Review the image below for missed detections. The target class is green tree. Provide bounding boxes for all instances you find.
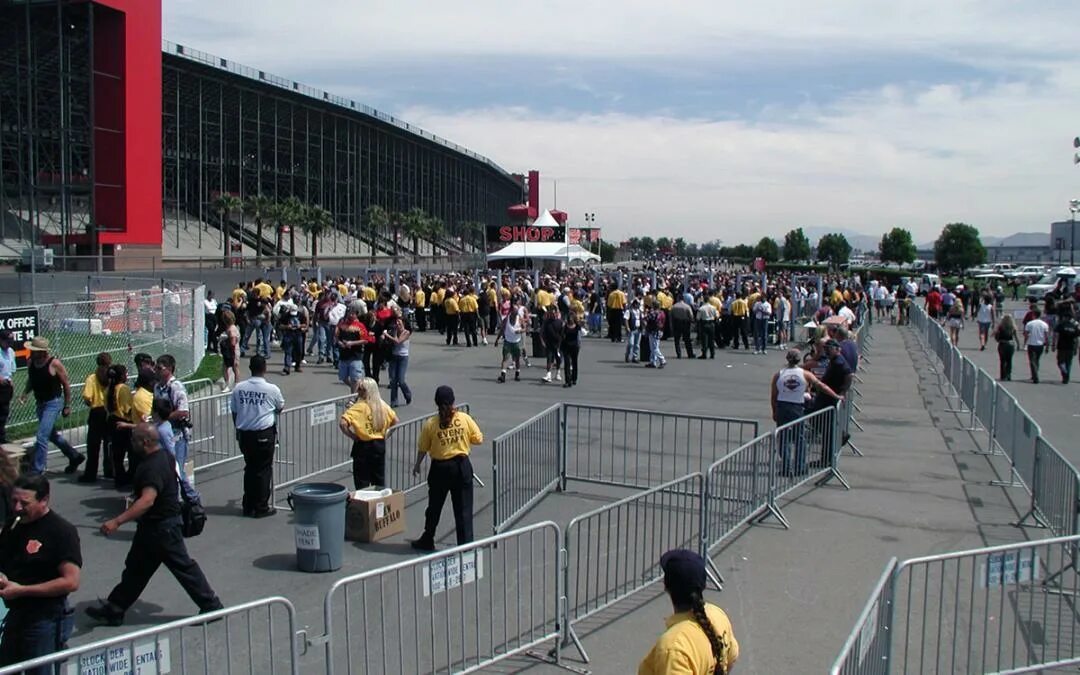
[426,216,447,254]
[684,242,699,257]
[599,240,616,263]
[933,222,985,273]
[816,233,852,269]
[878,227,917,264]
[401,207,429,256]
[782,227,812,261]
[242,194,274,267]
[638,236,656,254]
[700,240,719,257]
[656,236,672,253]
[274,196,305,263]
[301,204,333,265]
[674,237,687,257]
[211,193,243,268]
[460,221,484,251]
[363,204,390,263]
[754,237,780,262]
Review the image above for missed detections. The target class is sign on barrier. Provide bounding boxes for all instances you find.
[65,638,170,675]
[309,403,336,426]
[423,550,483,596]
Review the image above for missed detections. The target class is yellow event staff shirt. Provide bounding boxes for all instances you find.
[658,291,674,310]
[707,296,723,314]
[459,294,478,314]
[730,298,749,318]
[535,289,554,309]
[131,387,154,423]
[337,283,349,298]
[231,287,247,306]
[607,289,627,310]
[275,284,287,301]
[443,297,460,315]
[363,286,377,303]
[430,289,444,306]
[486,288,498,306]
[82,374,108,409]
[637,604,739,675]
[414,289,426,308]
[418,412,483,461]
[109,383,133,421]
[340,400,398,441]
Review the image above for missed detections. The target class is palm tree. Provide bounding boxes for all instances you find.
[388,210,405,262]
[278,196,305,263]
[402,207,429,258]
[363,204,390,264]
[211,193,243,267]
[303,205,334,266]
[425,215,445,258]
[461,221,485,252]
[242,194,274,267]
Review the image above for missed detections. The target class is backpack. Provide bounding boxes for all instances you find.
[948,303,963,318]
[1060,320,1079,338]
[628,311,639,331]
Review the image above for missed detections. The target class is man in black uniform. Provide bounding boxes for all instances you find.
[809,339,851,466]
[0,474,81,673]
[86,423,222,626]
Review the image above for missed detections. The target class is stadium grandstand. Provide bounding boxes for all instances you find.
[0,0,524,268]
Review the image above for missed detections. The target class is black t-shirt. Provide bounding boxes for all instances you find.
[0,510,81,616]
[541,317,564,345]
[1056,318,1080,352]
[822,354,853,395]
[133,450,181,523]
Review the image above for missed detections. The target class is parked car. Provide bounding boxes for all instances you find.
[918,273,941,296]
[1026,267,1077,298]
[1005,265,1046,283]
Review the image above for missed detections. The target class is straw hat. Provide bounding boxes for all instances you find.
[25,336,49,352]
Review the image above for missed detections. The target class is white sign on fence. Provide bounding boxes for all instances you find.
[309,404,336,427]
[295,524,320,550]
[422,550,484,597]
[980,550,1040,588]
[217,397,232,416]
[65,637,171,675]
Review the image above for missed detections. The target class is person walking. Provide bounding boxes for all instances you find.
[751,294,772,354]
[562,314,582,387]
[1023,309,1050,384]
[87,423,223,626]
[607,284,627,342]
[0,331,14,445]
[669,296,696,359]
[443,290,460,346]
[231,356,285,517]
[771,349,841,476]
[18,338,83,476]
[339,378,397,490]
[695,299,718,359]
[637,549,739,675]
[541,305,565,383]
[1054,303,1079,384]
[495,300,525,383]
[409,386,482,550]
[730,293,750,350]
[0,474,81,673]
[153,355,192,481]
[335,306,369,393]
[946,298,964,346]
[219,310,240,392]
[994,314,1018,381]
[79,353,113,483]
[385,311,413,407]
[976,296,996,351]
[104,364,133,491]
[459,287,479,348]
[645,301,667,369]
[624,299,643,363]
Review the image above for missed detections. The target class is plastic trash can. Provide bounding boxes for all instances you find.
[287,482,348,572]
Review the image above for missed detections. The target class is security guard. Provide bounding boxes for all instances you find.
[231,356,285,517]
[409,386,482,550]
[339,378,397,489]
[638,549,739,675]
[0,474,81,672]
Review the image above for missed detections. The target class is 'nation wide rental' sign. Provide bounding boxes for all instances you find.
[487,225,566,244]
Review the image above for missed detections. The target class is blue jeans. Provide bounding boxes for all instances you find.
[281,332,300,370]
[753,317,769,352]
[649,332,666,366]
[0,607,74,675]
[243,317,270,357]
[775,402,807,475]
[170,435,200,502]
[387,354,412,406]
[625,329,640,361]
[32,398,80,474]
[313,323,333,360]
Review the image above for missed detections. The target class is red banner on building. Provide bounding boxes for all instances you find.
[568,228,601,244]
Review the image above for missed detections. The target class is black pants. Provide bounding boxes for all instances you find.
[0,381,12,445]
[461,312,478,346]
[422,455,474,545]
[239,427,276,514]
[84,407,111,479]
[351,438,386,490]
[607,308,623,341]
[107,518,221,613]
[205,313,219,353]
[432,304,444,333]
[110,424,132,487]
[1058,347,1075,383]
[998,341,1015,380]
[672,319,694,358]
[371,347,387,384]
[488,308,499,335]
[0,605,73,675]
[735,317,750,349]
[416,306,427,331]
[444,314,460,345]
[562,343,580,384]
[1028,345,1045,382]
[697,321,716,358]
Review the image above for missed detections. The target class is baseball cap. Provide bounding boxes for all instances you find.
[824,338,841,349]
[660,549,707,596]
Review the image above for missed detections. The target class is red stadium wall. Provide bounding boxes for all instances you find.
[93,0,162,251]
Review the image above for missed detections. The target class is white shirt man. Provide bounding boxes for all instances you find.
[1024,312,1050,384]
[230,357,285,516]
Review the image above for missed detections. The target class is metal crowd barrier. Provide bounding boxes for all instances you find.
[319,521,562,674]
[832,534,1080,675]
[703,431,775,550]
[492,404,562,534]
[0,597,301,675]
[561,473,715,662]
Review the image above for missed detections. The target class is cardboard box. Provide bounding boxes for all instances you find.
[346,490,405,543]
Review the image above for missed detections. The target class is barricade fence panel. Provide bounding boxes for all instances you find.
[771,405,841,502]
[0,597,300,675]
[492,404,562,534]
[562,404,759,489]
[563,474,705,630]
[829,558,898,675]
[947,347,965,402]
[704,432,774,552]
[272,394,358,494]
[321,521,562,675]
[188,391,238,472]
[1023,438,1080,537]
[961,358,978,414]
[975,367,998,453]
[1010,408,1041,492]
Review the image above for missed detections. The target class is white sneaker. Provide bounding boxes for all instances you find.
[301,359,308,365]
[482,337,489,345]
[221,386,231,393]
[555,372,563,381]
[542,372,552,383]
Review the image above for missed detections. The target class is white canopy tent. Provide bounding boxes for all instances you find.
[486,241,600,263]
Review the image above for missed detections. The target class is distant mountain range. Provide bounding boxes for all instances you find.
[798,227,884,254]
[915,232,1048,250]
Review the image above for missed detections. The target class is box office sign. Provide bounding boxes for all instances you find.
[0,308,38,366]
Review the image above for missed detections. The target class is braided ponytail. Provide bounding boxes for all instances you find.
[688,590,727,675]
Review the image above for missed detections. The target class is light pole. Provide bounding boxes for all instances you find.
[584,212,596,257]
[1070,199,1080,267]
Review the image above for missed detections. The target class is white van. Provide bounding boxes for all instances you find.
[918,273,941,296]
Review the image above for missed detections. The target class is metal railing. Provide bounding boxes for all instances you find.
[832,535,1080,674]
[0,597,301,675]
[320,521,562,674]
[491,404,562,534]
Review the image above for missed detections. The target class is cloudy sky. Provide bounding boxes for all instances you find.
[165,1,1080,244]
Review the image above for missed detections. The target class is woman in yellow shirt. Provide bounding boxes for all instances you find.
[104,364,133,489]
[409,385,482,550]
[442,290,460,346]
[339,378,397,489]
